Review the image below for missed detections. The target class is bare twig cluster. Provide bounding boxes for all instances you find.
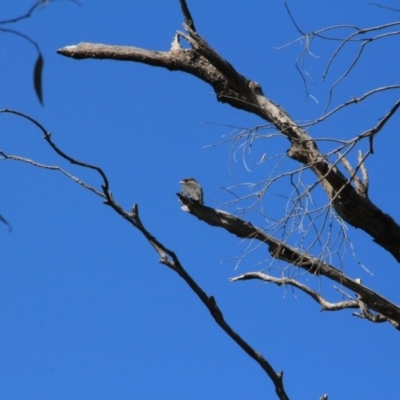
[57,8,400,264]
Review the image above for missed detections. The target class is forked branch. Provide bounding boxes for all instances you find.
[230,272,399,329]
[57,3,400,263]
[0,108,289,400]
[178,194,400,330]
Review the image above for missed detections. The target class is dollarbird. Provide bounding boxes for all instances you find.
[179,178,204,204]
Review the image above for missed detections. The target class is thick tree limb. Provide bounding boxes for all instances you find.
[57,26,400,263]
[178,194,400,329]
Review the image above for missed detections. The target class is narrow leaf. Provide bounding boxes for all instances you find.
[33,52,44,106]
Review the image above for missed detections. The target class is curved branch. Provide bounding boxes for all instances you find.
[230,272,360,312]
[0,109,110,191]
[230,272,399,329]
[0,1,45,25]
[0,0,81,25]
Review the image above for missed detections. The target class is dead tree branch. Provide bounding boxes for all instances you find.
[230,272,359,312]
[177,194,400,330]
[57,19,400,264]
[229,272,399,329]
[0,108,289,400]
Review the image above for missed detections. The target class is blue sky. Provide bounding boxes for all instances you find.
[1,1,400,399]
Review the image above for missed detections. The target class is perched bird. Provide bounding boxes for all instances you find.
[179,178,204,204]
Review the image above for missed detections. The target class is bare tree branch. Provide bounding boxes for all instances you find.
[230,272,360,312]
[1,109,290,400]
[0,0,48,25]
[0,108,110,191]
[4,2,400,396]
[177,194,400,329]
[178,0,196,32]
[230,272,399,329]
[57,27,400,263]
[371,3,400,13]
[0,150,105,198]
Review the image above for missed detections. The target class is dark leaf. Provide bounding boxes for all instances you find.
[33,52,44,106]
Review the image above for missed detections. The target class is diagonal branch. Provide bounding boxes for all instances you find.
[178,0,196,32]
[57,22,400,263]
[126,204,289,400]
[1,109,290,400]
[177,194,400,329]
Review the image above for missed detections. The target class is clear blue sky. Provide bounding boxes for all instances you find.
[1,1,400,399]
